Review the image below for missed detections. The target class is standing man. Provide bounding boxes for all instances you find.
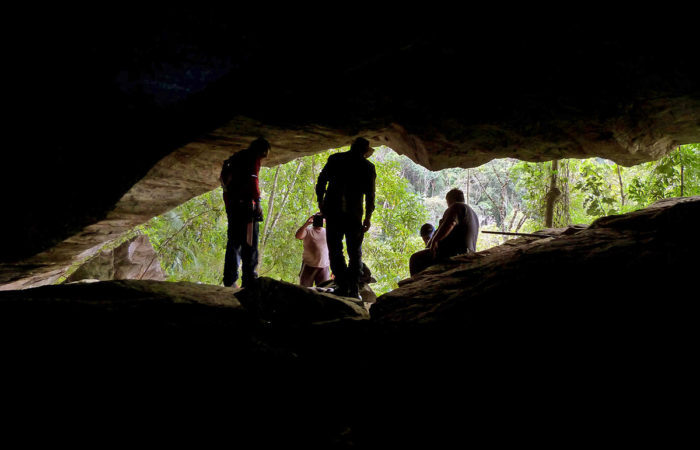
[409,188,479,276]
[219,137,270,288]
[295,213,331,287]
[315,137,376,299]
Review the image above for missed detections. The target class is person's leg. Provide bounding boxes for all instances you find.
[299,264,317,287]
[241,220,259,287]
[314,266,331,286]
[344,219,365,299]
[325,216,348,292]
[223,209,244,287]
[409,248,435,276]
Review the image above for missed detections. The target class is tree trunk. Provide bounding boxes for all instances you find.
[544,159,561,228]
[506,206,519,232]
[679,147,684,197]
[310,156,318,215]
[466,169,471,205]
[261,166,281,252]
[515,213,528,232]
[263,160,303,249]
[616,164,625,207]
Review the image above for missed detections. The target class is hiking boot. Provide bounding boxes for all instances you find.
[346,285,361,300]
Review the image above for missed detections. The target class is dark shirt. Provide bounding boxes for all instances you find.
[436,202,479,259]
[316,150,376,220]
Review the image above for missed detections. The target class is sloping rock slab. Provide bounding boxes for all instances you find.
[0,278,367,353]
[0,280,267,365]
[0,277,374,446]
[0,277,369,383]
[65,234,165,283]
[237,277,368,325]
[373,196,699,324]
[359,197,698,446]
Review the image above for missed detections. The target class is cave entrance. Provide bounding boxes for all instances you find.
[60,143,700,297]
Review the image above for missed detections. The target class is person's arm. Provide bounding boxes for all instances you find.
[295,217,314,240]
[363,166,376,232]
[429,206,458,252]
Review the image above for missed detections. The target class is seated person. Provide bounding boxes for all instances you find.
[409,189,479,276]
[420,223,435,245]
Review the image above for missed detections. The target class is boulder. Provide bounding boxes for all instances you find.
[64,234,165,283]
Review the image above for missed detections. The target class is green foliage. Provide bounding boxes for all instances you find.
[255,147,428,295]
[363,152,429,293]
[256,150,336,283]
[138,189,226,284]
[511,161,549,227]
[138,147,429,296]
[512,144,700,228]
[627,144,700,206]
[574,160,619,216]
[132,143,699,295]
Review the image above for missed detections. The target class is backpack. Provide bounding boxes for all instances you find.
[220,151,246,193]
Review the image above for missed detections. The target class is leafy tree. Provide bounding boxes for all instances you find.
[138,189,226,284]
[135,147,428,296]
[574,159,619,216]
[627,144,700,206]
[96,143,698,294]
[363,149,429,293]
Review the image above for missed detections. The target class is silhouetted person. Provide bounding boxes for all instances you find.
[420,223,435,245]
[409,223,436,275]
[316,137,376,299]
[295,213,331,287]
[220,138,270,288]
[409,188,479,276]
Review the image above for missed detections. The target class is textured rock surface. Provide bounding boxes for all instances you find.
[64,234,165,283]
[373,196,699,323]
[0,276,372,446]
[3,9,700,289]
[1,198,695,446]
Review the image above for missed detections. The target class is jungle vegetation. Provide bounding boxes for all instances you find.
[84,143,699,296]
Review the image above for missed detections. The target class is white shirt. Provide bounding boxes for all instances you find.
[302,226,330,268]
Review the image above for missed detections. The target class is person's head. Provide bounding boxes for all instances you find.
[420,223,435,244]
[249,137,271,159]
[350,137,373,158]
[445,188,466,207]
[312,213,324,228]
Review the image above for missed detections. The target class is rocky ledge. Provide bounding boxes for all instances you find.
[1,197,696,447]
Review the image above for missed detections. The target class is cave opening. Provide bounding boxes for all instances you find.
[57,143,700,299]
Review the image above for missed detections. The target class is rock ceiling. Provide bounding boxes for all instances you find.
[2,8,699,288]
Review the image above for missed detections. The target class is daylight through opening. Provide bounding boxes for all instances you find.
[60,143,700,297]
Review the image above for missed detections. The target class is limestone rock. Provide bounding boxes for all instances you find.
[112,235,165,280]
[64,234,164,283]
[3,11,700,288]
[1,195,696,446]
[236,277,369,325]
[373,196,699,324]
[64,249,114,282]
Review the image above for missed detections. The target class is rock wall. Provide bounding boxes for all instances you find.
[1,197,695,446]
[64,234,165,283]
[3,9,700,290]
